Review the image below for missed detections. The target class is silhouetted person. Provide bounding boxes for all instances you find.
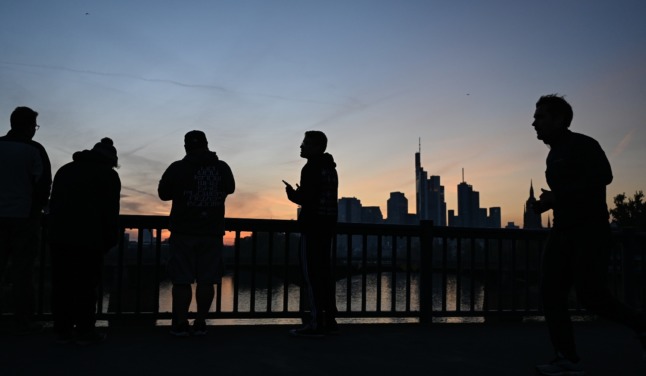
[158,130,235,336]
[532,94,646,375]
[284,130,339,337]
[0,106,51,334]
[47,138,120,345]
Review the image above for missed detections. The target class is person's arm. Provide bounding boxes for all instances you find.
[32,143,52,215]
[221,161,235,195]
[288,164,319,207]
[158,163,178,201]
[552,137,612,206]
[102,171,121,251]
[533,188,554,214]
[285,165,311,206]
[284,180,300,204]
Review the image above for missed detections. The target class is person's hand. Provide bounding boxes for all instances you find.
[282,180,294,193]
[538,188,555,204]
[283,180,299,201]
[533,188,554,214]
[532,200,546,214]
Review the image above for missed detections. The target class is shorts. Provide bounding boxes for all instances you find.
[167,233,224,284]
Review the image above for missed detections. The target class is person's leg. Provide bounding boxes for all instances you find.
[318,230,338,327]
[0,222,13,310]
[289,233,324,337]
[541,229,579,362]
[195,283,214,322]
[573,225,646,333]
[50,243,75,338]
[74,247,102,335]
[304,232,324,329]
[194,235,223,325]
[297,233,315,325]
[171,284,192,325]
[167,234,195,332]
[10,217,39,327]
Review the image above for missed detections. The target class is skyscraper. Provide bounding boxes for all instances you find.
[338,197,384,224]
[338,197,362,223]
[456,179,480,227]
[449,170,501,228]
[361,206,384,224]
[415,141,446,226]
[387,192,408,225]
[523,180,542,229]
[488,207,502,228]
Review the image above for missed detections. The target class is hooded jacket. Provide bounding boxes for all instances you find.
[47,149,121,250]
[0,130,51,219]
[158,150,235,236]
[288,152,338,231]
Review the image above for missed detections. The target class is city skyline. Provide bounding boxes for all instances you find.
[2,2,645,226]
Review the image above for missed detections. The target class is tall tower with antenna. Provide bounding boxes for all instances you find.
[415,139,446,225]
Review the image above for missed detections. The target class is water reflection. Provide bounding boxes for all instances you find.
[101,272,485,325]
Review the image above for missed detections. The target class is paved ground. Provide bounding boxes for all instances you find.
[1,321,644,376]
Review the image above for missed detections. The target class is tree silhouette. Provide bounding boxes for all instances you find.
[610,191,646,230]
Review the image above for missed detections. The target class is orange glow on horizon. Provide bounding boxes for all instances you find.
[123,228,245,247]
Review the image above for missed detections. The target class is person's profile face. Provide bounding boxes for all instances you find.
[21,117,38,139]
[300,136,320,159]
[532,106,563,142]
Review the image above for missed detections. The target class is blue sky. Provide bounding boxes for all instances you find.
[2,1,645,225]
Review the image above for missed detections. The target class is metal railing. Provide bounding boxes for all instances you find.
[2,216,645,323]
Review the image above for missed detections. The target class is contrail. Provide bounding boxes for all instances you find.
[0,60,234,92]
[611,129,636,158]
[122,185,157,197]
[0,60,344,106]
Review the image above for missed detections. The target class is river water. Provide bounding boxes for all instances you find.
[102,272,485,325]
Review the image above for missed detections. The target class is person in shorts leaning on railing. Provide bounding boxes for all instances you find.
[158,130,235,337]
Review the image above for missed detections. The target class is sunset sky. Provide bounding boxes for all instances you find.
[2,1,645,226]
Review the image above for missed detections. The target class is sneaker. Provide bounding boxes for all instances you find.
[76,331,107,346]
[289,324,325,338]
[536,356,585,376]
[193,320,207,336]
[169,322,190,337]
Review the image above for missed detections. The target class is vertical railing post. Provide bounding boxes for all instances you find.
[419,220,433,324]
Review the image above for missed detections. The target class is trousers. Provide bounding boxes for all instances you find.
[541,224,645,361]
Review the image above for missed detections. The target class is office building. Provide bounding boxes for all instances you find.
[415,142,447,226]
[387,192,408,225]
[338,197,362,223]
[449,171,501,228]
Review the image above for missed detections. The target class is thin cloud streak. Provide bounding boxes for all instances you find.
[0,61,348,107]
[611,129,636,158]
